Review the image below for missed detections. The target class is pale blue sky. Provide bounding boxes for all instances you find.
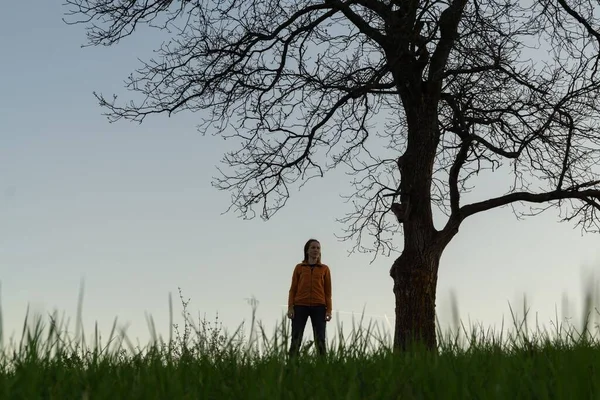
[1,2,599,347]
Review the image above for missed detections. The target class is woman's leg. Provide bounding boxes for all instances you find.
[310,306,327,356]
[289,305,310,357]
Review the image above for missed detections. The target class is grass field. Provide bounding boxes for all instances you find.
[1,290,600,399]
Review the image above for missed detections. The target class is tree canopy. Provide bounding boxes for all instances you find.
[65,0,600,349]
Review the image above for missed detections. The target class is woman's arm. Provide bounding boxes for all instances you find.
[324,266,332,316]
[287,265,300,309]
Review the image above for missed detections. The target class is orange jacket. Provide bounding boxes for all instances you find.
[288,262,332,314]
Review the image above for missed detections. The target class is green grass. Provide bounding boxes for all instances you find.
[1,289,600,399]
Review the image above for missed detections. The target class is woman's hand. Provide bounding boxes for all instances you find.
[287,307,295,319]
[326,312,332,322]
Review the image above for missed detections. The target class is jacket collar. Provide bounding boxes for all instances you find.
[301,261,322,267]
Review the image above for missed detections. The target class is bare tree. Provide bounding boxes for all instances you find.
[64,0,600,350]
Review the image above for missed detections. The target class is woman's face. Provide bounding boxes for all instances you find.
[308,241,321,261]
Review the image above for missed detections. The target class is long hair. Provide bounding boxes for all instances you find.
[303,238,321,263]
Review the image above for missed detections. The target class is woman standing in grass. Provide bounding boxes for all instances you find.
[287,238,332,357]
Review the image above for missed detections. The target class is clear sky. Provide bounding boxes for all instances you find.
[1,2,599,349]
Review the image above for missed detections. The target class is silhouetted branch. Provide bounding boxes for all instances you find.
[461,188,600,232]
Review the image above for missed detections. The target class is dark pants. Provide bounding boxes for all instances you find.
[289,305,327,357]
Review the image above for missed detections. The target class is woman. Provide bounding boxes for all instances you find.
[287,238,332,356]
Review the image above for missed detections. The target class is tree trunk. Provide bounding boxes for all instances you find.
[390,113,442,351]
[387,62,448,351]
[390,248,441,351]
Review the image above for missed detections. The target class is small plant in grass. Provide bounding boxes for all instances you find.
[169,287,240,362]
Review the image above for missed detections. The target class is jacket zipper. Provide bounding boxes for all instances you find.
[310,265,313,306]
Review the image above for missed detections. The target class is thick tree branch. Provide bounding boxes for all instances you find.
[428,0,468,84]
[557,112,574,190]
[448,140,470,214]
[470,134,520,159]
[443,62,500,77]
[555,0,600,44]
[355,0,391,19]
[325,0,387,45]
[461,189,600,219]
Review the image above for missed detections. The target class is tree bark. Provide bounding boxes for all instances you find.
[390,248,441,351]
[387,86,453,351]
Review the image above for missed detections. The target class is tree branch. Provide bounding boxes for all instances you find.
[470,134,520,159]
[354,0,391,19]
[444,62,499,77]
[557,111,574,190]
[448,140,470,214]
[555,0,600,44]
[428,0,469,84]
[325,0,387,45]
[461,189,600,219]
